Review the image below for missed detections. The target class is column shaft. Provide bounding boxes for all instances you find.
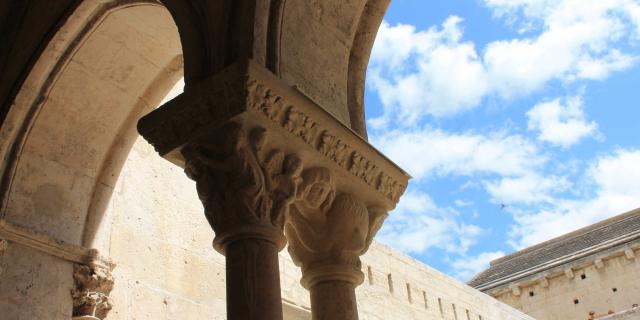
[310,280,358,320]
[226,238,283,320]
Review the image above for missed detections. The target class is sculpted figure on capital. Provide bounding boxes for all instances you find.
[285,167,388,286]
[182,122,303,247]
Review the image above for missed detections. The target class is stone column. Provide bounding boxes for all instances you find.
[136,60,408,320]
[181,122,301,320]
[285,168,390,320]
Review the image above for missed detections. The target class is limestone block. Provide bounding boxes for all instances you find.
[0,243,74,319]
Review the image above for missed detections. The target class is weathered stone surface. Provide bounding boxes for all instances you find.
[72,263,115,319]
[474,209,640,320]
[0,243,74,319]
[0,2,536,320]
[98,137,533,320]
[138,60,409,212]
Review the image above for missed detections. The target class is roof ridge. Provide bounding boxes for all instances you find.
[490,207,640,267]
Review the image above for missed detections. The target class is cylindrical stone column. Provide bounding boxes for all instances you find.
[226,239,283,319]
[285,173,386,320]
[181,123,303,320]
[216,226,286,320]
[303,265,364,320]
[310,281,357,320]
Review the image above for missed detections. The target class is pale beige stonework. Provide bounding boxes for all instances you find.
[95,136,533,320]
[489,245,640,320]
[0,1,534,319]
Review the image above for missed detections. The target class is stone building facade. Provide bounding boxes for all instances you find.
[0,1,532,319]
[470,209,640,320]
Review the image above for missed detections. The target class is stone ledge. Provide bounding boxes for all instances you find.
[0,219,112,268]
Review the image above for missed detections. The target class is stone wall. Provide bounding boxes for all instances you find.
[491,247,640,320]
[100,137,533,320]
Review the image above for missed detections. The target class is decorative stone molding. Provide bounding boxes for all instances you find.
[564,268,574,279]
[71,261,115,320]
[182,121,302,252]
[510,285,521,296]
[624,248,635,259]
[538,276,549,288]
[0,219,112,267]
[284,167,388,288]
[594,258,605,269]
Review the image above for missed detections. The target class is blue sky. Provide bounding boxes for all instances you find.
[366,0,640,280]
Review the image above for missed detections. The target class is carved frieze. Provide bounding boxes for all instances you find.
[182,122,302,250]
[71,263,114,320]
[245,79,407,204]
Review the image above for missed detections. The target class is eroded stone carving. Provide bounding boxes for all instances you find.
[246,79,407,204]
[285,167,388,288]
[182,122,303,250]
[71,263,114,320]
[319,132,350,167]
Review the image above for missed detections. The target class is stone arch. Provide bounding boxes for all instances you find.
[0,0,393,318]
[0,2,184,317]
[0,0,183,249]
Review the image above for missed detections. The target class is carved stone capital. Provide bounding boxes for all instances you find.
[71,262,114,320]
[182,122,302,253]
[284,167,388,288]
[137,59,409,254]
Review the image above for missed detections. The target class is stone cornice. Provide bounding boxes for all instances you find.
[0,219,113,269]
[138,59,409,211]
[481,233,640,295]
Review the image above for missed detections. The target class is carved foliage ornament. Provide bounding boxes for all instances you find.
[182,122,303,238]
[285,167,388,283]
[71,264,114,319]
[247,80,407,203]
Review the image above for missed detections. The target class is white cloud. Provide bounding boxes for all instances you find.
[485,173,570,205]
[368,0,640,126]
[450,251,505,281]
[509,149,640,248]
[371,128,544,180]
[368,17,488,127]
[526,96,599,147]
[377,191,482,255]
[483,0,638,97]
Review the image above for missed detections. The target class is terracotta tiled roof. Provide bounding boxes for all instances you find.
[469,208,640,289]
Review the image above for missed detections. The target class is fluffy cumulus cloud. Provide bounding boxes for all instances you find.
[368,0,640,127]
[377,191,482,255]
[367,0,640,278]
[485,173,570,205]
[450,251,505,281]
[483,0,639,96]
[509,149,640,248]
[371,128,544,180]
[526,96,599,147]
[369,17,488,127]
